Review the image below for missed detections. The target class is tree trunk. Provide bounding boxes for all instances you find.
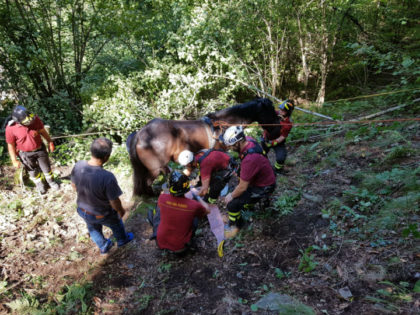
[297,14,310,99]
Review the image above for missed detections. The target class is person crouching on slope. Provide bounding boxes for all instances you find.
[177,149,237,204]
[148,170,210,254]
[221,126,276,239]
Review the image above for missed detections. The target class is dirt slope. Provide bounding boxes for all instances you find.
[0,125,419,315]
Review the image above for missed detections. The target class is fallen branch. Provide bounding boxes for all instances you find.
[355,98,420,121]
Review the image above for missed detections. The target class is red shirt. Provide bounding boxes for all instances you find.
[280,117,293,138]
[263,111,293,140]
[239,138,276,187]
[157,193,207,251]
[5,116,44,152]
[196,150,231,181]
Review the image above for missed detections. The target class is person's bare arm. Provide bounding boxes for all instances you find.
[110,198,126,219]
[270,135,286,145]
[7,143,21,168]
[198,177,210,197]
[71,182,77,191]
[39,128,52,142]
[39,128,55,152]
[231,179,249,199]
[191,192,211,215]
[225,179,249,203]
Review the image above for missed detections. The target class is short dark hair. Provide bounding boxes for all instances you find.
[91,137,113,160]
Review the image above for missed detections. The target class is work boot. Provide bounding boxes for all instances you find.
[31,175,47,195]
[35,181,47,195]
[48,181,60,191]
[224,223,239,239]
[273,166,288,175]
[44,172,60,190]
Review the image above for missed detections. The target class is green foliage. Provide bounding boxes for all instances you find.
[158,263,172,273]
[298,246,318,273]
[402,223,420,239]
[52,137,93,166]
[361,167,419,194]
[54,282,93,315]
[7,200,24,219]
[5,292,41,315]
[382,146,415,165]
[343,186,382,213]
[376,281,413,303]
[272,191,301,216]
[351,165,420,233]
[275,268,291,280]
[414,280,420,293]
[137,294,153,312]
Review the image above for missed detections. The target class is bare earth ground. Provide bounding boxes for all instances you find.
[0,130,419,314]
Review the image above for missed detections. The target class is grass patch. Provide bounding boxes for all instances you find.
[5,282,93,314]
[382,146,416,165]
[370,192,420,231]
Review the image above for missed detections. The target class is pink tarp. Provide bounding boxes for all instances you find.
[185,188,225,257]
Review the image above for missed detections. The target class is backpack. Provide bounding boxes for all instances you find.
[240,139,266,160]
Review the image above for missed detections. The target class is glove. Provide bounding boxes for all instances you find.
[12,160,21,168]
[48,141,55,152]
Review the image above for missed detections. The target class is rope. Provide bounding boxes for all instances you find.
[47,117,419,141]
[51,131,106,140]
[213,117,420,128]
[325,88,419,104]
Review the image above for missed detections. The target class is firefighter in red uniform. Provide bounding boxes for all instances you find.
[177,149,236,204]
[261,100,294,174]
[149,170,210,254]
[5,105,60,194]
[221,126,276,239]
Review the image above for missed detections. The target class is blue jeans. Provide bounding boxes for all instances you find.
[77,207,129,250]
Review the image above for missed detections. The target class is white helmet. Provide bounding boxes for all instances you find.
[178,150,194,166]
[222,126,245,146]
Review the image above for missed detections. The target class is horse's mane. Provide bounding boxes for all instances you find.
[206,98,276,124]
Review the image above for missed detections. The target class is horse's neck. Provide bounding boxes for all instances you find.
[214,112,253,124]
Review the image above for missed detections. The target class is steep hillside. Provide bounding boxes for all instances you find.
[0,106,419,314]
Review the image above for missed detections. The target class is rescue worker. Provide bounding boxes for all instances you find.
[261,99,294,174]
[177,149,236,204]
[5,105,60,194]
[148,170,210,254]
[221,126,276,239]
[71,137,134,254]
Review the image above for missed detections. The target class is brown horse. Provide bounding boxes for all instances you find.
[129,98,280,196]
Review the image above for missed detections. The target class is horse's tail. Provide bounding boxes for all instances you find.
[129,131,154,196]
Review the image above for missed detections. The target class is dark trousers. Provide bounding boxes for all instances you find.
[272,142,287,165]
[18,145,52,178]
[227,184,276,224]
[207,169,232,200]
